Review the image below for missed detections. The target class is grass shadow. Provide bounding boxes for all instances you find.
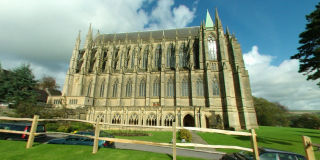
[166,153,173,159]
[296,130,320,135]
[256,137,292,145]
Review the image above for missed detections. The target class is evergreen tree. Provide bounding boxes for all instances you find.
[291,3,320,86]
[0,64,38,106]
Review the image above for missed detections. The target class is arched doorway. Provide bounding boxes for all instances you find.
[183,114,195,127]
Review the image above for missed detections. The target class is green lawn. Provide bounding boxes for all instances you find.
[197,126,320,159]
[0,140,203,160]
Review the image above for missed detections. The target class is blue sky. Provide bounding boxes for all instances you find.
[0,0,319,110]
[178,0,319,65]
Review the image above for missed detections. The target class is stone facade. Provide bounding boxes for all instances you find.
[47,10,258,130]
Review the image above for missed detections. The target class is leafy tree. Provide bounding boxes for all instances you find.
[37,76,58,90]
[290,113,320,129]
[253,97,290,126]
[291,3,320,86]
[0,64,39,106]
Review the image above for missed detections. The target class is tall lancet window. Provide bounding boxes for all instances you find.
[131,49,135,69]
[142,46,148,69]
[167,44,175,68]
[87,81,92,97]
[154,44,161,69]
[181,79,189,97]
[126,80,132,97]
[179,43,185,67]
[212,77,220,96]
[100,80,105,97]
[112,80,118,98]
[139,79,146,97]
[167,79,174,97]
[196,78,204,96]
[102,50,108,72]
[124,47,130,69]
[112,48,120,70]
[208,35,217,60]
[153,79,160,97]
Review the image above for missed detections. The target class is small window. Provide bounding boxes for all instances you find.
[167,79,174,97]
[139,80,146,97]
[196,79,203,96]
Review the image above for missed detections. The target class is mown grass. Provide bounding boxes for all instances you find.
[0,140,203,160]
[197,126,320,159]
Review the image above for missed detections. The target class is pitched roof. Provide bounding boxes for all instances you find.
[95,26,200,43]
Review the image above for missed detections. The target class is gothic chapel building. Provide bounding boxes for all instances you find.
[48,10,258,130]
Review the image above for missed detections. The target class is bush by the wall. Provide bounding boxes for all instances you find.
[178,129,192,142]
[45,122,93,133]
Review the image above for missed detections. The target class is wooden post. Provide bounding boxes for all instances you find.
[250,129,260,160]
[172,121,176,160]
[92,120,100,154]
[302,136,315,160]
[26,115,39,149]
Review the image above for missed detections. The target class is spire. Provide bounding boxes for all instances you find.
[226,26,230,35]
[162,30,165,39]
[137,33,140,42]
[205,9,214,28]
[96,29,100,37]
[75,30,81,50]
[215,8,223,29]
[84,23,93,48]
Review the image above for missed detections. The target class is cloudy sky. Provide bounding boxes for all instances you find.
[0,0,319,110]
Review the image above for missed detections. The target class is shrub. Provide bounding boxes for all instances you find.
[290,113,320,129]
[109,130,149,136]
[57,125,71,133]
[178,129,192,142]
[45,122,59,131]
[253,97,290,126]
[45,122,93,133]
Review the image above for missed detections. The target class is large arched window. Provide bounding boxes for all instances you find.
[126,80,132,97]
[179,43,189,68]
[139,79,146,97]
[181,79,189,97]
[142,46,148,69]
[208,35,217,60]
[167,79,174,97]
[213,77,220,96]
[100,80,105,97]
[153,79,160,97]
[196,79,203,96]
[155,44,161,69]
[167,44,175,68]
[112,80,118,97]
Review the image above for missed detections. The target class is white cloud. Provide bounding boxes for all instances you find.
[0,0,197,88]
[148,0,196,29]
[244,46,320,110]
